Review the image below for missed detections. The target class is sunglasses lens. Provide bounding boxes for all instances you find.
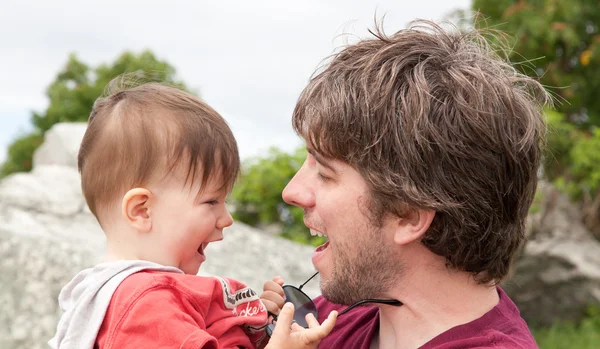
[283,286,318,328]
[266,323,275,337]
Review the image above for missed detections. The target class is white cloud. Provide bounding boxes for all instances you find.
[0,0,470,164]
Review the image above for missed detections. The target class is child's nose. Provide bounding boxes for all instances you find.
[217,209,233,229]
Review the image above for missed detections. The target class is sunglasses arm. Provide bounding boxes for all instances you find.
[298,271,319,291]
[339,298,403,316]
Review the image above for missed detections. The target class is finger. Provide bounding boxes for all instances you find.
[261,291,286,309]
[270,302,295,338]
[319,311,339,336]
[272,276,285,286]
[261,299,282,316]
[261,290,286,304]
[290,322,304,333]
[300,311,338,343]
[263,280,286,297]
[305,312,320,328]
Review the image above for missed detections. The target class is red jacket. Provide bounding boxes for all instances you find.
[96,271,268,349]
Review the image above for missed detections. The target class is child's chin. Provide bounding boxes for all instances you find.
[183,267,201,275]
[182,260,203,275]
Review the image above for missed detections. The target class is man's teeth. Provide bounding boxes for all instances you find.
[310,229,325,237]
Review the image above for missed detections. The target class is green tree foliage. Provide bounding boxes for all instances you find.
[230,146,326,246]
[0,133,44,177]
[1,50,190,177]
[232,1,600,244]
[546,109,600,198]
[534,306,600,349]
[467,0,600,234]
[545,109,600,235]
[472,0,600,126]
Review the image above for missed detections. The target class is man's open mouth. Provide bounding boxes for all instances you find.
[310,229,329,251]
[316,240,330,252]
[310,229,326,238]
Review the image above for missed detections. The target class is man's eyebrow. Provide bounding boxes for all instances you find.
[307,148,339,174]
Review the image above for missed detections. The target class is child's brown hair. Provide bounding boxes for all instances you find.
[78,78,240,226]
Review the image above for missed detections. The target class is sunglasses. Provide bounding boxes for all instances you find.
[264,272,403,337]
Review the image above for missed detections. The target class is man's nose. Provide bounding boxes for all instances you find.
[282,162,315,208]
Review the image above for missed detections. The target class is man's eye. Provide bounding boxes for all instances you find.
[317,172,331,182]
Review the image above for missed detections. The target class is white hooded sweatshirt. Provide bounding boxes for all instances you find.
[48,260,182,349]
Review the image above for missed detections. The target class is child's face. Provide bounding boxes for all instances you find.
[148,172,233,275]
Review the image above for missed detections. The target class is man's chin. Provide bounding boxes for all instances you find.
[321,271,392,305]
[321,277,360,305]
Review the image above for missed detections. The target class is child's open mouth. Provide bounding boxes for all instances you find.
[196,244,207,263]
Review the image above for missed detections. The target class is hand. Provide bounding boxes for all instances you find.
[260,276,286,316]
[265,302,338,349]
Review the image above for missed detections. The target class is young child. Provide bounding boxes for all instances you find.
[48,81,336,349]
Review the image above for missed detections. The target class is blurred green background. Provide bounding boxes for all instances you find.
[2,1,599,347]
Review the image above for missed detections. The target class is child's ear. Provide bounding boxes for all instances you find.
[393,209,435,246]
[122,188,153,233]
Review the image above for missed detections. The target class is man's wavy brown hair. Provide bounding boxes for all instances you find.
[292,20,549,284]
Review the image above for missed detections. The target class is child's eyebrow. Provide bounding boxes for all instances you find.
[195,184,228,198]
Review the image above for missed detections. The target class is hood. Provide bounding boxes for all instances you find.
[48,260,182,349]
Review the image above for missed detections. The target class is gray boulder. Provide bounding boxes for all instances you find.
[503,181,600,327]
[3,121,600,349]
[32,123,87,169]
[0,123,319,349]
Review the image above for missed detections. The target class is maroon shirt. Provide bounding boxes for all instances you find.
[315,287,538,348]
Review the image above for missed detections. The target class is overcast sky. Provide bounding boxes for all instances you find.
[0,0,470,164]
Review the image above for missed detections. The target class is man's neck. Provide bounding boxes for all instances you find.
[375,262,499,349]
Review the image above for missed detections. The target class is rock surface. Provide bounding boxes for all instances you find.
[2,122,600,348]
[0,123,319,349]
[32,123,87,169]
[503,181,600,327]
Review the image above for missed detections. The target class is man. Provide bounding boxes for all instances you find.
[282,20,547,349]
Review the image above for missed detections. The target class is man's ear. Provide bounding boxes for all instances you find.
[122,188,153,233]
[393,209,435,246]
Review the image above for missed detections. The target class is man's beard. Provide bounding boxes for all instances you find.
[320,225,402,305]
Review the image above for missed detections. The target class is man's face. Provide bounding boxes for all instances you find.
[282,150,402,305]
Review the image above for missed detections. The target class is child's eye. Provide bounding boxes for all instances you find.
[206,199,219,206]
